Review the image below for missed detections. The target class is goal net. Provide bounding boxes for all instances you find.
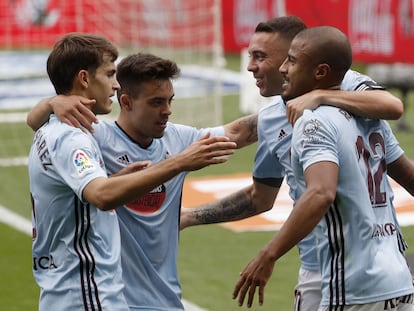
[0,0,225,163]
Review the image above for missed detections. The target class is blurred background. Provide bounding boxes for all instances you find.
[1,1,413,310]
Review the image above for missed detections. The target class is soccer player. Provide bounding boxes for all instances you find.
[27,52,257,310]
[180,16,409,310]
[234,25,414,310]
[28,35,238,310]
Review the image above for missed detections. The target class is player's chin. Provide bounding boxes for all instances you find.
[104,100,113,112]
[281,82,289,92]
[280,87,291,101]
[92,103,112,115]
[103,106,113,114]
[153,130,165,139]
[97,105,112,115]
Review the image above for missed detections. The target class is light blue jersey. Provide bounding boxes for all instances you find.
[28,115,128,310]
[291,106,413,306]
[93,121,224,310]
[252,69,407,272]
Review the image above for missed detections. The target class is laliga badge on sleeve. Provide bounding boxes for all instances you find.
[73,149,95,176]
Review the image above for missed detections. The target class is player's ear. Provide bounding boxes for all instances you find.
[119,93,133,111]
[78,70,89,88]
[315,63,330,81]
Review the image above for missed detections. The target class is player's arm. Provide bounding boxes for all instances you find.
[26,95,98,132]
[180,179,279,230]
[386,154,412,255]
[223,113,258,148]
[233,161,338,308]
[109,160,152,177]
[83,134,237,211]
[286,89,403,124]
[387,154,414,196]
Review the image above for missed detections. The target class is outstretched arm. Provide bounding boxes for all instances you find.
[26,95,98,132]
[180,180,279,230]
[233,161,337,308]
[84,133,237,211]
[286,89,403,124]
[223,113,258,148]
[110,160,152,177]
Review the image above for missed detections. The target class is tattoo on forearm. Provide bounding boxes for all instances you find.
[240,115,258,143]
[193,189,257,224]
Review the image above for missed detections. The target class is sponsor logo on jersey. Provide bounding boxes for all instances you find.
[117,154,131,165]
[73,149,95,176]
[277,129,288,141]
[126,184,166,214]
[371,222,397,238]
[33,255,58,271]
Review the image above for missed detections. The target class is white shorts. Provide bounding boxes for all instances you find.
[294,266,322,311]
[318,294,414,311]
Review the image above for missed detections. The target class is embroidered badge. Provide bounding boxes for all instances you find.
[73,149,95,176]
[303,119,320,136]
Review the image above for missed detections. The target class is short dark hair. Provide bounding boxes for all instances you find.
[47,33,118,95]
[295,26,352,81]
[116,53,180,100]
[255,16,307,41]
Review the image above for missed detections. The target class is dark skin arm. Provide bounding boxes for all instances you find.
[286,89,404,125]
[387,154,414,196]
[233,161,338,308]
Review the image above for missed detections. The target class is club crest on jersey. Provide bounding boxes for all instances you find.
[73,149,95,176]
[301,119,326,146]
[303,119,320,136]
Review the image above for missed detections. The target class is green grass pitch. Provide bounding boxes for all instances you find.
[1,60,414,310]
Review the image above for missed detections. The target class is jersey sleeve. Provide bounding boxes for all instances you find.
[252,111,285,188]
[380,120,404,164]
[252,141,284,187]
[293,108,339,172]
[50,128,107,200]
[341,69,385,91]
